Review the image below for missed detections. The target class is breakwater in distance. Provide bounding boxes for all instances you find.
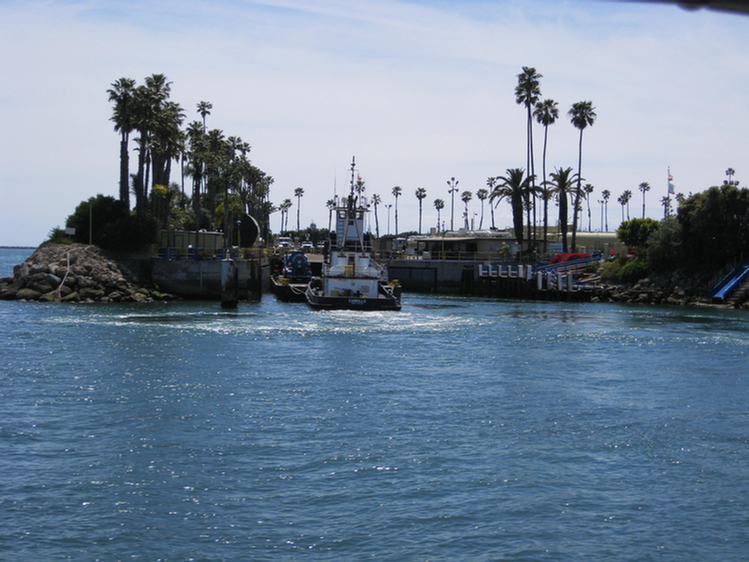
[2,266,749,561]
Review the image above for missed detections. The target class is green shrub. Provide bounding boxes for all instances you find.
[617,258,650,283]
[601,258,624,282]
[66,195,129,245]
[43,227,72,245]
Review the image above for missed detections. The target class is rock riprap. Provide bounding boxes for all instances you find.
[0,244,174,303]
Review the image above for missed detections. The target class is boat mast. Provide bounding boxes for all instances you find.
[340,156,366,252]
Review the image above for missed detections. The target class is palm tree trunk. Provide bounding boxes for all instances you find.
[119,134,130,211]
[541,126,549,254]
[560,192,568,254]
[527,106,537,248]
[571,130,583,251]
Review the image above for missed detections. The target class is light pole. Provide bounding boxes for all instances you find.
[447,177,459,232]
[386,204,392,235]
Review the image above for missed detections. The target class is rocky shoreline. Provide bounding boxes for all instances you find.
[0,244,175,303]
[593,272,747,310]
[2,244,745,309]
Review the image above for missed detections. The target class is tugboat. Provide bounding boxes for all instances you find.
[305,157,402,311]
[271,249,312,302]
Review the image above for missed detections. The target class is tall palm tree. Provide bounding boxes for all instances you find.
[294,187,304,232]
[107,77,136,210]
[476,188,489,230]
[516,67,542,246]
[534,98,558,252]
[392,185,402,235]
[371,194,381,238]
[461,190,473,229]
[326,198,336,232]
[617,193,627,222]
[197,101,212,132]
[434,199,445,232]
[280,198,292,232]
[639,182,650,218]
[548,167,579,253]
[415,187,427,234]
[601,189,611,231]
[131,73,173,213]
[494,168,531,247]
[623,189,633,219]
[568,100,597,251]
[661,195,672,217]
[486,177,497,229]
[150,100,185,189]
[726,167,736,185]
[583,183,595,231]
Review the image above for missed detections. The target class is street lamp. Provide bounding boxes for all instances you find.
[447,177,459,232]
[386,204,392,235]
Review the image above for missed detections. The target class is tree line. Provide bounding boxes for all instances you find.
[107,73,274,246]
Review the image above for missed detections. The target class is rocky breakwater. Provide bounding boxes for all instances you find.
[593,272,745,309]
[0,244,174,303]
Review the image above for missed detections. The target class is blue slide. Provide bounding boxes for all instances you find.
[706,257,749,301]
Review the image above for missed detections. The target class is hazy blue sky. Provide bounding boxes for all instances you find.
[2,0,748,246]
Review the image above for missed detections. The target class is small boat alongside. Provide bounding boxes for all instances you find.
[271,249,312,302]
[305,157,402,311]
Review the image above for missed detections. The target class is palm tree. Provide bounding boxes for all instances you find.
[280,198,292,232]
[461,190,473,229]
[617,193,627,223]
[150,100,185,189]
[131,73,173,213]
[371,194,381,238]
[548,167,579,253]
[294,187,304,232]
[107,77,136,210]
[415,187,427,234]
[661,195,672,217]
[494,168,531,247]
[434,198,445,232]
[568,100,597,250]
[622,189,633,220]
[392,186,402,235]
[601,189,611,231]
[516,67,542,245]
[726,167,736,185]
[639,182,650,218]
[197,101,212,132]
[534,98,558,251]
[476,188,489,230]
[583,184,595,231]
[486,177,498,229]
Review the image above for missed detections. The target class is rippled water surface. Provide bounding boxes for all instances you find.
[2,249,749,561]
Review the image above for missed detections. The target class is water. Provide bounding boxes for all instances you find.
[2,248,749,561]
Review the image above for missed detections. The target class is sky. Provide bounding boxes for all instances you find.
[2,0,749,247]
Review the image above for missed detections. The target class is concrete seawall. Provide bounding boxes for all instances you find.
[118,257,270,300]
[387,259,478,294]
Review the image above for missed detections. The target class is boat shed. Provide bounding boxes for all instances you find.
[411,230,516,260]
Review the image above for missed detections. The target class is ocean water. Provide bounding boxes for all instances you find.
[2,248,749,561]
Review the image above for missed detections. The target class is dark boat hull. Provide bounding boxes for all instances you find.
[305,285,401,311]
[270,276,309,302]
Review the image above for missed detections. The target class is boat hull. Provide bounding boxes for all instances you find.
[270,276,309,302]
[305,282,401,311]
